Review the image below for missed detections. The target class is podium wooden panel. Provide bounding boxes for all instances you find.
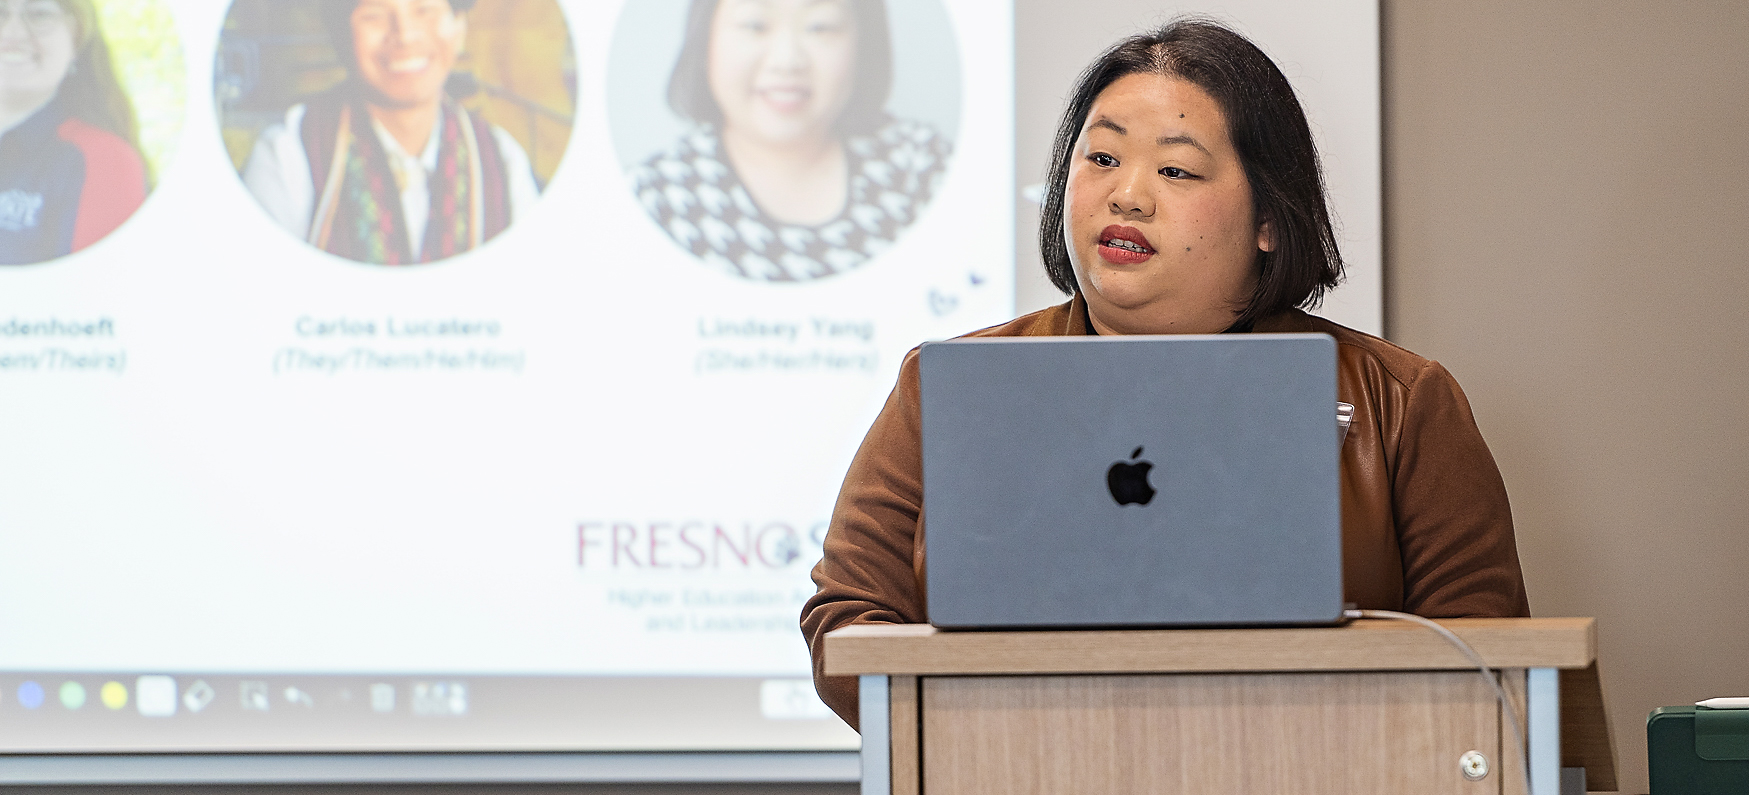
[825,618,1615,795]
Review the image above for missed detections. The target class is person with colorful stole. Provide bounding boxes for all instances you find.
[241,0,539,265]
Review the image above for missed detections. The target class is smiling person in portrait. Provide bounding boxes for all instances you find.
[634,0,952,283]
[241,0,539,266]
[0,0,147,265]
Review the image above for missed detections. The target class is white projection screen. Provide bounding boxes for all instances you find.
[0,0,1377,781]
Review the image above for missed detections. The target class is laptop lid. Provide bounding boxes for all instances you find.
[918,334,1343,629]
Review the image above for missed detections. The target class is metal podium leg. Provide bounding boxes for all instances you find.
[1527,667,1560,795]
[860,675,890,795]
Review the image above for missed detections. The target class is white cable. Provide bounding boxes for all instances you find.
[1345,608,1530,788]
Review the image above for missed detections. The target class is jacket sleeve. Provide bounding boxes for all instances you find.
[1393,360,1532,617]
[800,353,928,730]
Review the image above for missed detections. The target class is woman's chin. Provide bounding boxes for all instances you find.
[0,67,52,84]
[1089,295,1162,321]
[1083,263,1161,300]
[0,81,60,108]
[737,116,834,147]
[1081,277,1198,326]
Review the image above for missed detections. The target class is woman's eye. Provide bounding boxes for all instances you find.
[1161,166,1192,179]
[1089,153,1118,168]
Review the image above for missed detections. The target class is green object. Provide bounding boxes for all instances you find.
[58,681,85,710]
[1648,706,1749,794]
[1696,708,1749,761]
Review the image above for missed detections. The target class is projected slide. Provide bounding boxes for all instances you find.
[0,0,1013,752]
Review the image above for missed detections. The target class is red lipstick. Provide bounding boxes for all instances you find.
[1098,224,1155,265]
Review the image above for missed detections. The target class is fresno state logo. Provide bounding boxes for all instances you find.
[1106,446,1156,506]
[577,520,823,570]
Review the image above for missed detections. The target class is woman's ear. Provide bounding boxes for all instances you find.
[1256,218,1276,253]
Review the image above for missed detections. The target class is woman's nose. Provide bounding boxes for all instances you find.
[763,22,808,70]
[0,9,30,39]
[1109,169,1154,217]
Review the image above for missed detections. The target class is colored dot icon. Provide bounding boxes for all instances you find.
[100,681,128,710]
[16,681,45,710]
[59,681,86,710]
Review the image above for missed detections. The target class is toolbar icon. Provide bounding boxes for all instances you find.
[59,681,86,710]
[412,682,467,716]
[370,683,395,713]
[240,681,270,711]
[100,681,127,710]
[183,680,215,713]
[136,676,177,717]
[283,686,314,708]
[16,681,44,710]
[759,679,834,720]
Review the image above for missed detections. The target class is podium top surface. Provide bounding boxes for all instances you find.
[824,617,1595,676]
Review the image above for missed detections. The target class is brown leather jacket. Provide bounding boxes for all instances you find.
[801,296,1531,728]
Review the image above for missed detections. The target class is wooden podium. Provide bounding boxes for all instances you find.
[826,618,1616,795]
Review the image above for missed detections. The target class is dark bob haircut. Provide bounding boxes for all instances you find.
[1039,18,1343,329]
[667,0,893,136]
[320,0,478,68]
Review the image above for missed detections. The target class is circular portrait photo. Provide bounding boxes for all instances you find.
[216,0,575,266]
[611,0,961,283]
[1,0,184,266]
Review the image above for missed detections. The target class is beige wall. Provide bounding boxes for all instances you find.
[1384,2,1749,792]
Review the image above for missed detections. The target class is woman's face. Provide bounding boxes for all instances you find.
[1063,72,1274,335]
[0,0,77,105]
[350,0,466,110]
[707,0,857,147]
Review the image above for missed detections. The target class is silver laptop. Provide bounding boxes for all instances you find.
[919,334,1344,629]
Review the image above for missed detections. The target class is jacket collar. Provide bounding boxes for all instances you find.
[1252,307,1315,333]
[1064,292,1093,335]
[1056,293,1311,336]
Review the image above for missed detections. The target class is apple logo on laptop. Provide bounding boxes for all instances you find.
[1106,447,1156,506]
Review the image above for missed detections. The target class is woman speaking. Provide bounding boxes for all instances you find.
[0,0,148,265]
[801,19,1530,727]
